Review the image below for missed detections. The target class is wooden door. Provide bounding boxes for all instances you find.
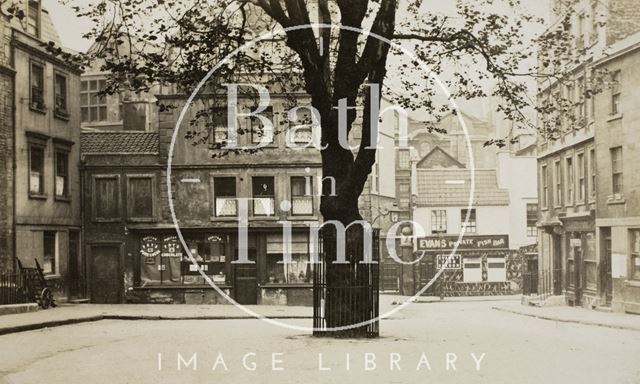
[601,228,613,305]
[90,245,121,303]
[234,248,257,304]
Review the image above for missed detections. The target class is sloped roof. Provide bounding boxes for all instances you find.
[81,131,159,154]
[416,169,509,206]
[416,145,464,169]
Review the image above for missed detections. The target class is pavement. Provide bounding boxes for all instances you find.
[2,294,640,336]
[491,301,640,331]
[2,298,640,384]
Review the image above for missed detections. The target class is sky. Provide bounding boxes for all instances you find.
[45,0,551,53]
[43,0,550,120]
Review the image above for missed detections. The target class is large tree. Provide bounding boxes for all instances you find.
[33,0,581,335]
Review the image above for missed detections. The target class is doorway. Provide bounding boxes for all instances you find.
[68,230,85,299]
[90,244,122,303]
[234,248,257,304]
[600,227,613,306]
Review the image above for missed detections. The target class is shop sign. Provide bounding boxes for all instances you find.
[141,236,160,264]
[436,254,461,269]
[417,235,509,251]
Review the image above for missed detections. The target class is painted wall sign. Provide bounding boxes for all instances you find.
[417,235,509,251]
[436,254,461,269]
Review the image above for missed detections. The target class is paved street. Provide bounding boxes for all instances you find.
[1,299,639,384]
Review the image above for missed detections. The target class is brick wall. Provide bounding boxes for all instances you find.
[607,0,640,45]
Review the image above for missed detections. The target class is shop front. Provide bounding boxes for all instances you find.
[126,227,314,305]
[560,214,596,308]
[415,235,522,296]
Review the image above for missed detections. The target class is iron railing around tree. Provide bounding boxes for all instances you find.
[313,228,380,338]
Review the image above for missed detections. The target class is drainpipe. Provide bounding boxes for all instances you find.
[10,31,17,273]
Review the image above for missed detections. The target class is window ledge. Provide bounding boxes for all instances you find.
[93,218,122,223]
[30,105,47,114]
[210,216,238,222]
[127,217,156,223]
[250,216,279,221]
[54,110,70,121]
[54,195,71,203]
[29,194,47,200]
[287,215,317,220]
[607,195,625,205]
[259,283,313,288]
[607,113,623,122]
[624,280,640,288]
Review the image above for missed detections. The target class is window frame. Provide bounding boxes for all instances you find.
[565,155,574,206]
[80,78,109,123]
[541,164,548,209]
[208,107,229,148]
[290,176,314,216]
[576,151,585,203]
[211,175,238,218]
[610,70,621,115]
[249,105,275,145]
[92,174,121,222]
[30,60,45,112]
[26,132,48,199]
[27,0,41,38]
[526,203,538,237]
[251,176,276,217]
[126,174,156,222]
[630,229,640,281]
[553,159,562,207]
[53,149,70,201]
[431,210,447,234]
[53,71,69,119]
[610,146,623,195]
[588,146,596,202]
[42,230,58,276]
[460,208,476,233]
[397,149,410,169]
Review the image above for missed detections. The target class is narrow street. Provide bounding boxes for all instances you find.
[1,299,639,384]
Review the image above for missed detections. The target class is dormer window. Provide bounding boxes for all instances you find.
[27,0,40,38]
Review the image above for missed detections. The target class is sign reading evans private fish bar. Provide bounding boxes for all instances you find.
[417,235,509,251]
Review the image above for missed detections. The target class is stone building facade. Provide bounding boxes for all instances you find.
[0,1,83,300]
[537,0,640,310]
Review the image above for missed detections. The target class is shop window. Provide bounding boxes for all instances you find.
[250,106,274,144]
[54,151,69,198]
[487,257,506,282]
[54,73,68,118]
[30,62,45,111]
[291,176,313,215]
[80,79,108,122]
[463,257,482,282]
[213,177,237,216]
[252,176,275,216]
[42,231,57,275]
[461,209,476,233]
[183,235,227,285]
[431,210,447,234]
[127,176,154,220]
[526,203,538,237]
[93,176,120,220]
[610,146,623,195]
[266,233,312,284]
[29,144,45,196]
[631,230,640,281]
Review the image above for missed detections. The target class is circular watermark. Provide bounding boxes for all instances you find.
[167,23,475,332]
